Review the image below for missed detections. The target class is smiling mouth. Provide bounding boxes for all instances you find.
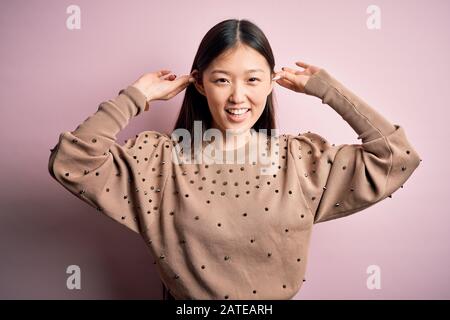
[225,108,250,115]
[224,107,251,123]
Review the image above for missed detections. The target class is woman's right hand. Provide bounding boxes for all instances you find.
[131,69,195,110]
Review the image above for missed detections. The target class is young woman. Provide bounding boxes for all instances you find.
[48,19,421,300]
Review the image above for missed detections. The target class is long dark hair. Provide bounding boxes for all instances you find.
[172,19,278,152]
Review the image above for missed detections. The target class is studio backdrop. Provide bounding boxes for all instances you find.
[0,0,447,299]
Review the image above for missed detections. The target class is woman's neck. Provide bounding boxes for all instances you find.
[207,127,252,151]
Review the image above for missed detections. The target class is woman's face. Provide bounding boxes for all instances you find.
[194,44,275,136]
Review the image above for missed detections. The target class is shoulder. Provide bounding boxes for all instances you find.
[123,130,176,150]
[284,131,337,159]
[138,130,171,139]
[285,131,330,147]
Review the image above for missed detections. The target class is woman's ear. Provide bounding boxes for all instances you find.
[268,72,276,95]
[191,69,206,96]
[194,81,206,96]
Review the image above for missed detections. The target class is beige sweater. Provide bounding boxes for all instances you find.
[48,69,421,300]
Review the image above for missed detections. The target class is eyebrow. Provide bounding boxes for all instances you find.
[211,69,265,75]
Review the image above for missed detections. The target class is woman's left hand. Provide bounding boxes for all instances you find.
[275,61,321,93]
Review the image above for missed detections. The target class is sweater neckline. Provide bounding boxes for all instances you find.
[195,130,260,165]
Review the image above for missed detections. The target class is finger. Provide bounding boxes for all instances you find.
[158,69,172,77]
[162,73,177,80]
[279,71,297,83]
[179,77,194,89]
[281,67,299,74]
[282,66,304,75]
[168,81,191,99]
[161,73,172,80]
[295,61,309,68]
[272,70,283,81]
[174,74,192,86]
[276,78,297,91]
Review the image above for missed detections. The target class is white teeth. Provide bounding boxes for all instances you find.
[226,108,249,115]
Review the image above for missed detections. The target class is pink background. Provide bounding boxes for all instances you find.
[1,0,447,299]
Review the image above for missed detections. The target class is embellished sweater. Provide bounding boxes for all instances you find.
[48,69,421,300]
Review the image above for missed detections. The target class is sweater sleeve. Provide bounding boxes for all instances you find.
[48,85,174,234]
[287,69,421,224]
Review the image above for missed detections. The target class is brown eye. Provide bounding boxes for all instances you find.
[214,78,228,83]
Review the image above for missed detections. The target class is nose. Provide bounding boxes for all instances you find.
[228,84,246,105]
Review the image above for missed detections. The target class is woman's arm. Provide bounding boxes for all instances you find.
[287,69,421,224]
[48,86,173,234]
[48,70,193,233]
[304,69,397,143]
